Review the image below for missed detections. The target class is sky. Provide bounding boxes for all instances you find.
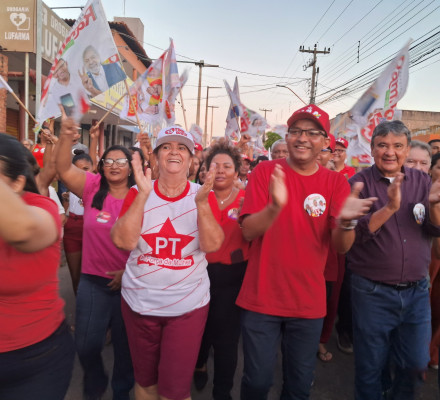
[45,0,440,139]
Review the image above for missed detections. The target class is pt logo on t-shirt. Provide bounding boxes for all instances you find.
[96,211,111,223]
[304,193,326,218]
[138,218,195,270]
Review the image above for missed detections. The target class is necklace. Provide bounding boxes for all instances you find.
[159,181,187,198]
[217,187,235,205]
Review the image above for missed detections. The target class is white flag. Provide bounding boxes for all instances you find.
[0,75,13,93]
[350,40,410,151]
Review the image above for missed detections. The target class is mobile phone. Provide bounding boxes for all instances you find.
[60,93,75,117]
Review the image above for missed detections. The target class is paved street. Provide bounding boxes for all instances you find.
[59,263,439,400]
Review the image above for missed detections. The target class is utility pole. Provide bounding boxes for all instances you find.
[299,44,330,104]
[208,105,219,144]
[259,108,272,119]
[195,60,219,126]
[204,86,221,147]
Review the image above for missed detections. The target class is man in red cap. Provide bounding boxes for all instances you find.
[237,104,377,399]
[333,137,356,178]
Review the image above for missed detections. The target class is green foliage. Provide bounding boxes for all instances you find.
[264,131,282,150]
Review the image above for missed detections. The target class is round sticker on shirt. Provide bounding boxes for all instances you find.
[413,203,425,225]
[304,194,326,218]
[228,208,239,221]
[78,198,84,207]
[96,211,111,223]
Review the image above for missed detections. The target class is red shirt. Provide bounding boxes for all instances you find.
[207,190,249,265]
[0,192,64,352]
[237,159,350,318]
[339,164,356,179]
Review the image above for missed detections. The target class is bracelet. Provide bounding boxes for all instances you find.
[338,218,358,230]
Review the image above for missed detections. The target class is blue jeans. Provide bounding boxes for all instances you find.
[0,321,75,400]
[75,274,134,400]
[240,309,323,400]
[351,273,431,400]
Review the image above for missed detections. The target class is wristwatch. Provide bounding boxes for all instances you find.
[338,219,358,230]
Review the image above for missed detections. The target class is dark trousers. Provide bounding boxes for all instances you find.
[0,321,75,400]
[196,261,247,400]
[336,267,353,340]
[75,273,134,400]
[240,310,323,400]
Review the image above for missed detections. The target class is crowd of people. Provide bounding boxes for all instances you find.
[1,102,440,400]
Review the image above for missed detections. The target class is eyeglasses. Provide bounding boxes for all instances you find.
[288,128,326,139]
[333,149,346,154]
[102,158,129,167]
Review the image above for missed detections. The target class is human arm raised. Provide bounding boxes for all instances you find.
[111,152,152,251]
[241,163,288,241]
[367,172,403,233]
[0,178,58,252]
[196,162,225,253]
[55,109,87,198]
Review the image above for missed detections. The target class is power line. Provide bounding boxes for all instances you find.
[316,0,355,43]
[321,2,439,85]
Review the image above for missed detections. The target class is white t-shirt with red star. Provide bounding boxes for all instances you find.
[119,180,210,317]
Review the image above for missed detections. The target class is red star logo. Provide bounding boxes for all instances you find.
[141,218,194,259]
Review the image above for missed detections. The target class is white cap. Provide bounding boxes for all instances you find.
[154,125,195,154]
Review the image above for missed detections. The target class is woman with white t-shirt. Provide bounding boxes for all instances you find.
[111,125,224,400]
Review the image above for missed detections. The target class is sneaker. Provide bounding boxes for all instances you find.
[337,332,353,354]
[429,364,439,370]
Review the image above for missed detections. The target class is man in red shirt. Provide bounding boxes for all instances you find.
[333,137,356,178]
[237,104,377,399]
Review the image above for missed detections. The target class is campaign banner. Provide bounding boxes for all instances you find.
[120,39,181,128]
[38,0,126,124]
[350,40,410,152]
[189,124,203,144]
[224,78,242,140]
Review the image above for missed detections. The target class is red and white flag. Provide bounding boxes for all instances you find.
[350,40,411,152]
[37,0,126,124]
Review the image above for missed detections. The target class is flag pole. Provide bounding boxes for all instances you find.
[96,91,126,126]
[8,90,38,125]
[179,89,188,131]
[123,79,143,133]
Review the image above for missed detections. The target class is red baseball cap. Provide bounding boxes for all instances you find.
[194,143,203,152]
[241,154,252,163]
[335,137,349,149]
[328,133,336,152]
[287,104,330,136]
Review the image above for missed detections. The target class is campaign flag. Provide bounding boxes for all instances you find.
[120,39,181,127]
[0,75,13,93]
[350,40,410,152]
[189,124,203,144]
[241,107,267,138]
[38,0,126,124]
[224,78,243,140]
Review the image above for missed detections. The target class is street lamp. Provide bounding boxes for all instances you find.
[204,86,221,146]
[276,85,307,105]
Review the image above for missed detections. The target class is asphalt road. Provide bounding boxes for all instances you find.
[59,263,439,400]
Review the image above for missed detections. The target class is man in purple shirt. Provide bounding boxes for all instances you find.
[345,120,440,400]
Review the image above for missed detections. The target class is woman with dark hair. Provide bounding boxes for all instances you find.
[193,141,249,399]
[0,133,75,400]
[56,116,134,400]
[111,125,224,400]
[196,160,207,185]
